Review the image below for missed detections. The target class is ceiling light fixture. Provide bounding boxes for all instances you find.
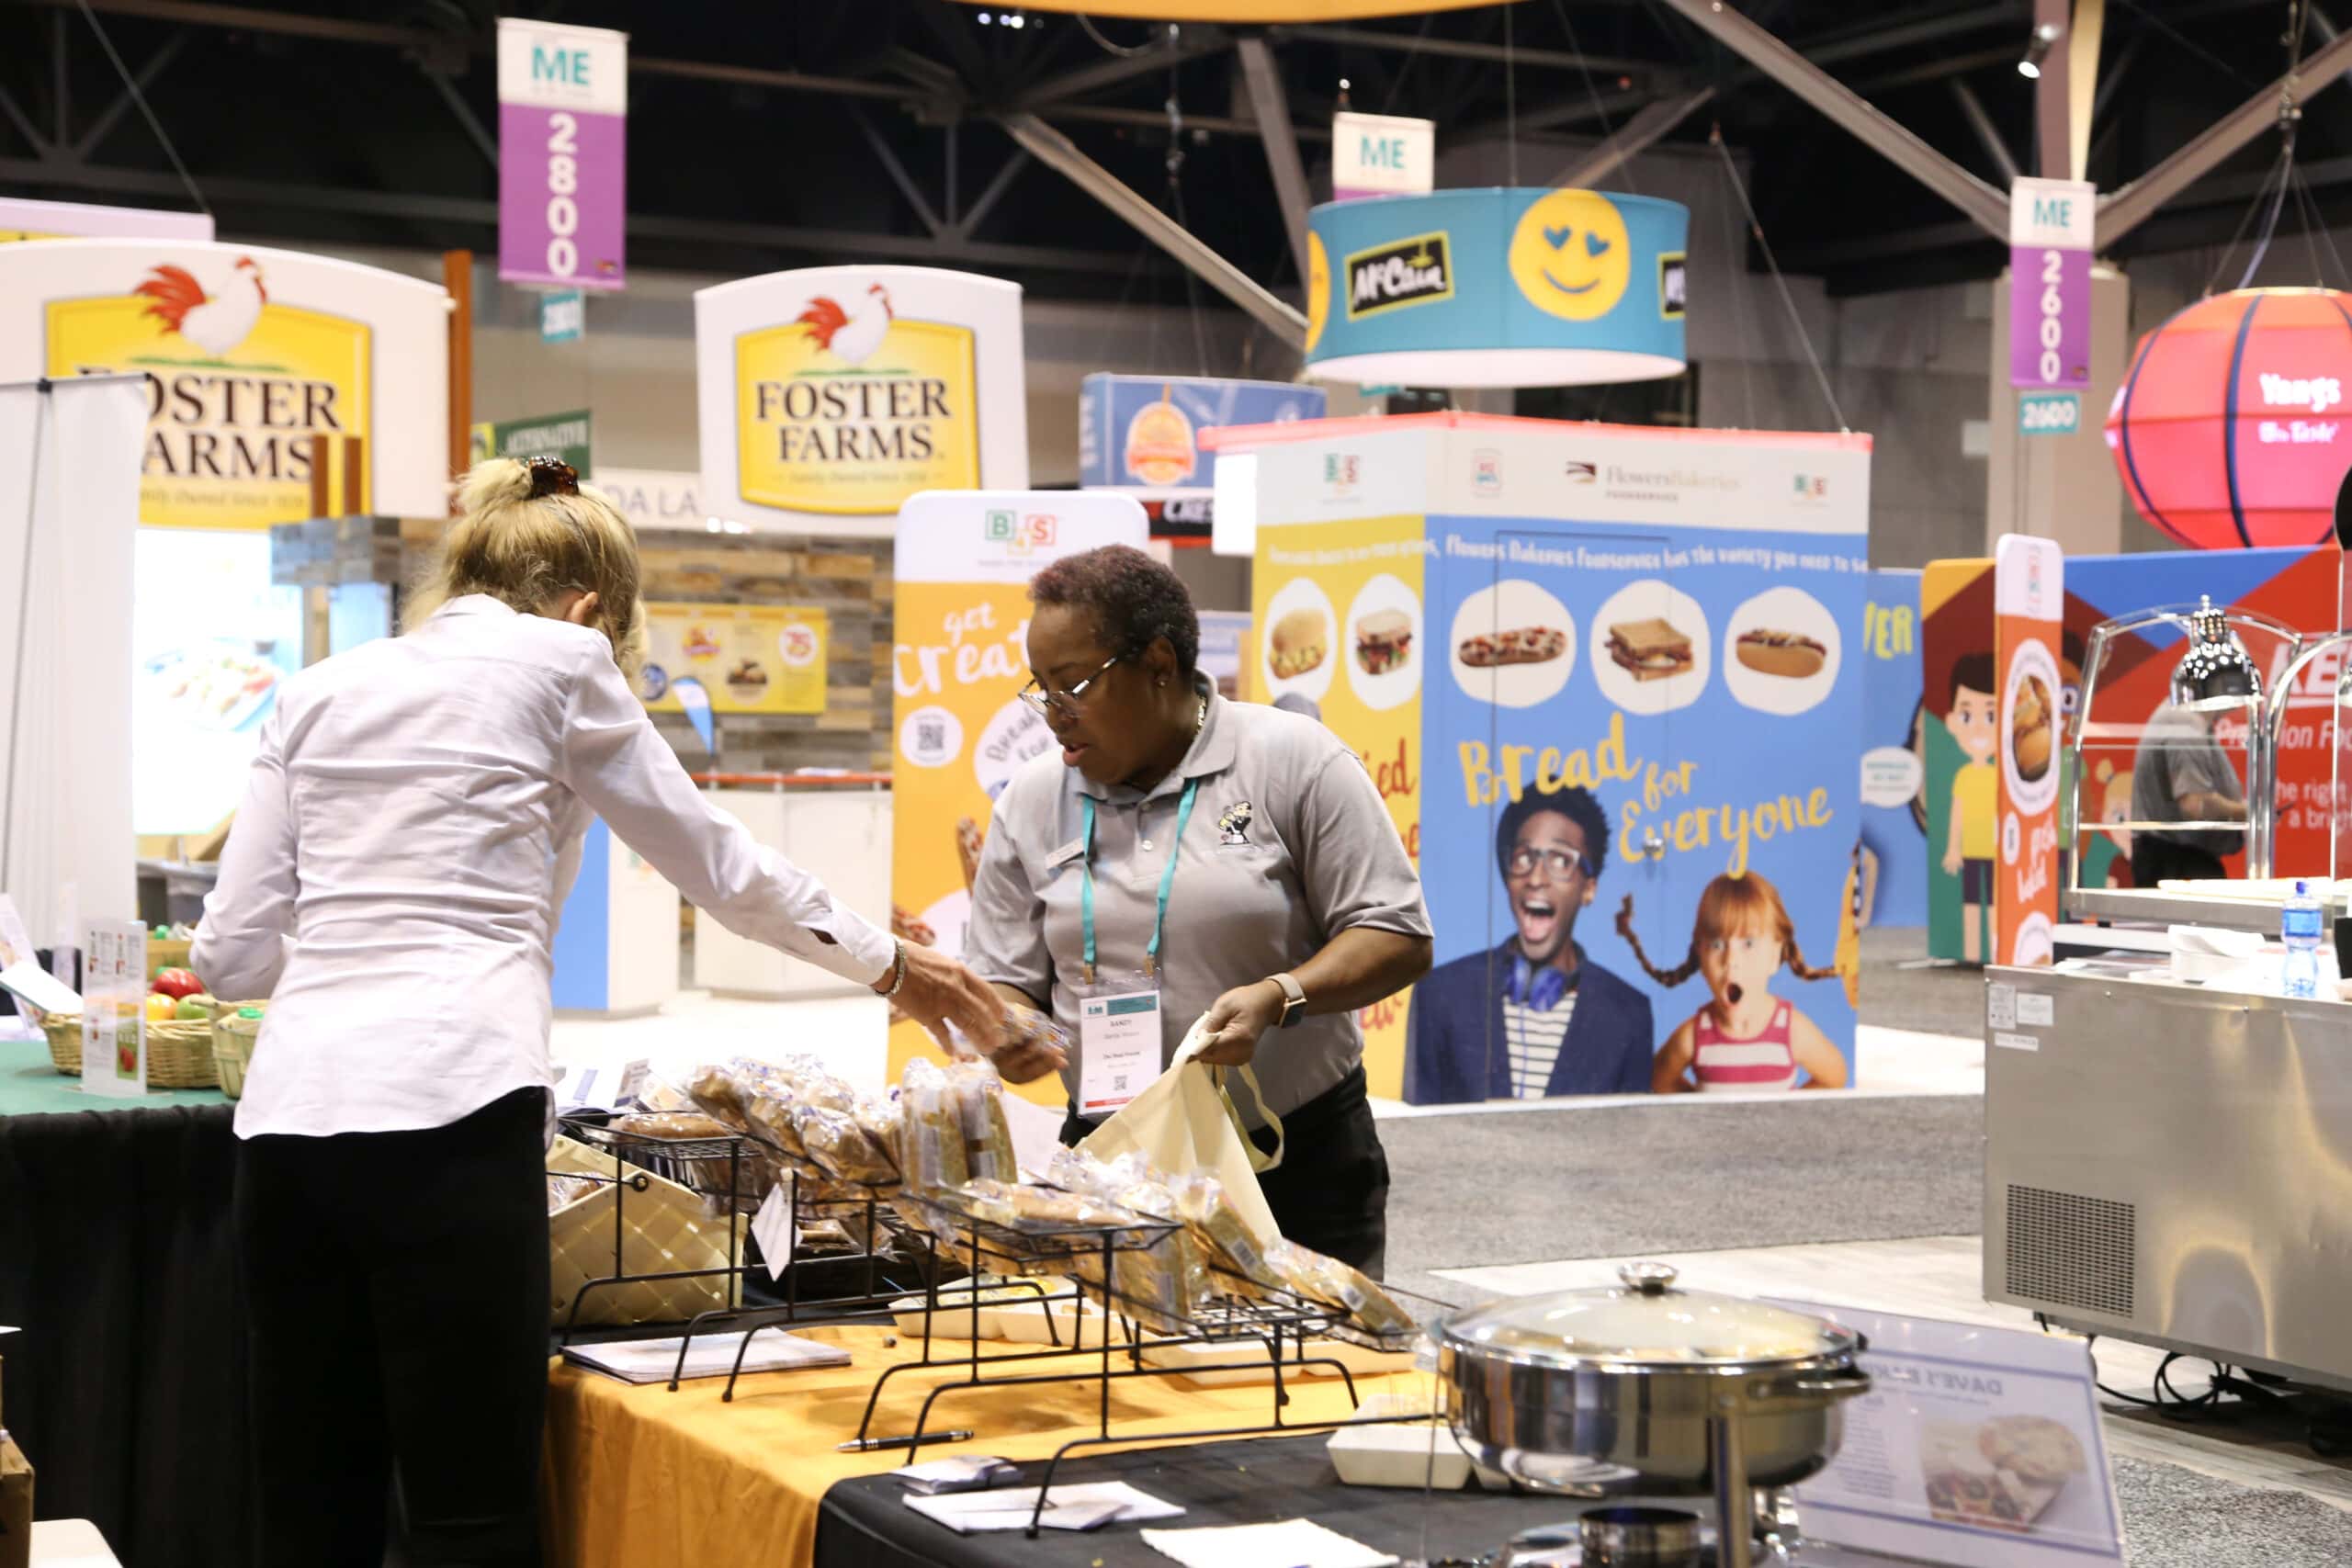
[2018,21,2061,78]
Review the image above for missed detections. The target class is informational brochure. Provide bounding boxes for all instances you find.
[560,1328,848,1385]
[1770,1301,2124,1567]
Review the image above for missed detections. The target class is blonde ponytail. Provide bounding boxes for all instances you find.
[409,458,645,675]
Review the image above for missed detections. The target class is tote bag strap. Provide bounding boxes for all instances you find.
[1213,1064,1284,1174]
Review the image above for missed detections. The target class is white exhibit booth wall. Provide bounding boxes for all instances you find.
[693,785,892,1000]
[694,265,1028,538]
[549,820,681,1018]
[0,375,146,944]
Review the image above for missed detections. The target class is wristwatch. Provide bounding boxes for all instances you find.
[1270,972,1306,1030]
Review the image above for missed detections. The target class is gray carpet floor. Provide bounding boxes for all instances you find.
[2114,1454,2352,1565]
[1857,925,1986,1039]
[1380,1094,1983,1307]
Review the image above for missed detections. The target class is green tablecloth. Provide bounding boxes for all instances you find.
[0,1032,228,1116]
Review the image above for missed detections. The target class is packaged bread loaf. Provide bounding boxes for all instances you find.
[793,1103,899,1187]
[1266,1239,1416,1337]
[947,1059,1020,1183]
[1171,1171,1282,1297]
[609,1111,732,1141]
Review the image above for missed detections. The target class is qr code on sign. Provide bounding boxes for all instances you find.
[918,721,945,752]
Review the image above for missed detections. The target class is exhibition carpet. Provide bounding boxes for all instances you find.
[2112,1455,2352,1565]
[1379,1093,1982,1308]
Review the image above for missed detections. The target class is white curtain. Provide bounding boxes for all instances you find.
[0,375,144,946]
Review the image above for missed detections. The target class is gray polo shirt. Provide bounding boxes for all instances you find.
[2131,705,2245,856]
[965,677,1430,1124]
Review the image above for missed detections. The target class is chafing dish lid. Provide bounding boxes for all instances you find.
[1435,1262,1856,1368]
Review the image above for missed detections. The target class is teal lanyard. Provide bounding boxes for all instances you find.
[1080,777,1200,984]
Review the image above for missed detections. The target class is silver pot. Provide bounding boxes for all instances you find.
[1434,1263,1871,1568]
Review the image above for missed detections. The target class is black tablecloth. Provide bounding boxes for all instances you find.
[0,1104,249,1568]
[813,1434,1590,1568]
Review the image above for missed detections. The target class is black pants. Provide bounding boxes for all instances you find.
[2132,834,2228,886]
[235,1087,549,1568]
[1059,1065,1391,1279]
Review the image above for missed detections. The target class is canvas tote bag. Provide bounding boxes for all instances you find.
[1078,1014,1287,1243]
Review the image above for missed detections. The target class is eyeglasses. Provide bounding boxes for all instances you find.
[1017,655,1122,717]
[1507,847,1595,881]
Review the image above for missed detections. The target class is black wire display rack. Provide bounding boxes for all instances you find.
[551,1114,937,1388]
[822,1183,1446,1536]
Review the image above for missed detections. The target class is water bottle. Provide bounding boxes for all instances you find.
[2281,880,2324,998]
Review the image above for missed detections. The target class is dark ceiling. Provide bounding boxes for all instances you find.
[0,0,2340,313]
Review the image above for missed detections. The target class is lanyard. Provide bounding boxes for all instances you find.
[1079,777,1200,985]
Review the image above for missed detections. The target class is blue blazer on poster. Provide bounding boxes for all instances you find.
[1405,943,1656,1103]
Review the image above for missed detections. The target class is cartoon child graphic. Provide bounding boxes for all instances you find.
[1617,871,1849,1093]
[1937,652,2000,964]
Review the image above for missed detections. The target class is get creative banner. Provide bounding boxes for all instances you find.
[0,239,449,528]
[498,17,627,291]
[886,490,1148,1100]
[695,266,1028,537]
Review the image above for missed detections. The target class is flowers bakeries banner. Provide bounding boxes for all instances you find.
[1219,412,1871,1105]
[695,265,1028,538]
[887,490,1148,1101]
[0,239,450,528]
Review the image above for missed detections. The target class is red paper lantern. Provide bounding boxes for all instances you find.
[2104,287,2352,548]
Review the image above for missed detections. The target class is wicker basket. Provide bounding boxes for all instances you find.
[41,1013,220,1089]
[147,938,193,980]
[209,1004,266,1100]
[547,1135,746,1328]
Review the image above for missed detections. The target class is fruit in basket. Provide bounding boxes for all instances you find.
[175,993,215,1021]
[152,967,203,999]
[144,993,177,1021]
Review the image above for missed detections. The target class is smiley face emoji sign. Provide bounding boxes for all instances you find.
[1510,189,1634,321]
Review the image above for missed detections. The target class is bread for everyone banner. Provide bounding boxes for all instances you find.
[1216,412,1871,1105]
[1993,536,2064,967]
[695,266,1027,536]
[0,239,449,528]
[1250,512,1426,1097]
[887,490,1148,1102]
[638,602,827,716]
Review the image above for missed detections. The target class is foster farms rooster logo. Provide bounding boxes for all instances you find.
[735,279,979,516]
[45,252,372,530]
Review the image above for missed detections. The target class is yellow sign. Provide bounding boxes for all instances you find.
[1,231,63,243]
[735,315,978,516]
[1305,231,1330,353]
[1250,513,1425,1100]
[46,284,372,530]
[639,602,829,716]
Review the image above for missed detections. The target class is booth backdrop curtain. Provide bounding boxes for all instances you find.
[0,374,142,945]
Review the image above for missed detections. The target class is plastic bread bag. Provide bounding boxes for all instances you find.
[546,1173,599,1213]
[608,1111,733,1141]
[1076,1228,1202,1337]
[1046,1146,1112,1199]
[793,1103,899,1187]
[1265,1240,1416,1337]
[1170,1171,1282,1296]
[945,1059,1019,1183]
[899,1057,970,1199]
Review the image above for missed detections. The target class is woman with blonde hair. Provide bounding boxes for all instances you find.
[194,457,1021,1566]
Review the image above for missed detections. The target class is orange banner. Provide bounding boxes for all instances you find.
[1993,535,2064,966]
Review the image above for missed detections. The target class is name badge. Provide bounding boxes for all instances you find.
[1076,974,1162,1119]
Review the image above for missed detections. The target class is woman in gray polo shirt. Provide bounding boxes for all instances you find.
[966,546,1432,1275]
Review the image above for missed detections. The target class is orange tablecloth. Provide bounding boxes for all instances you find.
[542,1323,1419,1568]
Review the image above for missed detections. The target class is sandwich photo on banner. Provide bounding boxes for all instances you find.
[1405,786,1654,1103]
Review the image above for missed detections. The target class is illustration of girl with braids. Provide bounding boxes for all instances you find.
[1617,871,1850,1093]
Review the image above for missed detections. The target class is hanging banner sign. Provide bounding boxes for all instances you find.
[1993,534,2064,967]
[498,17,628,292]
[2008,177,2093,390]
[469,408,592,474]
[540,288,585,342]
[0,239,449,529]
[695,265,1028,537]
[1079,374,1324,501]
[1330,112,1434,202]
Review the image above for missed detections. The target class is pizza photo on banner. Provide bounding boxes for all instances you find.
[1993,536,2063,968]
[886,491,1148,1104]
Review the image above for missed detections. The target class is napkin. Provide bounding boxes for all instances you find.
[1140,1517,1398,1568]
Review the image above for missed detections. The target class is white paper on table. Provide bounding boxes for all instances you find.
[559,1328,848,1384]
[903,1482,1182,1534]
[1141,1517,1398,1568]
[0,957,80,1015]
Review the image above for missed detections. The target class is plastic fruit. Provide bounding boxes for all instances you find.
[144,993,177,1021]
[175,993,215,1021]
[152,967,204,999]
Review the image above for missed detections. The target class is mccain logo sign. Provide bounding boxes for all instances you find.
[1345,231,1453,321]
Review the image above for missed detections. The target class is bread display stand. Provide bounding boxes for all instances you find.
[831,1185,1444,1538]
